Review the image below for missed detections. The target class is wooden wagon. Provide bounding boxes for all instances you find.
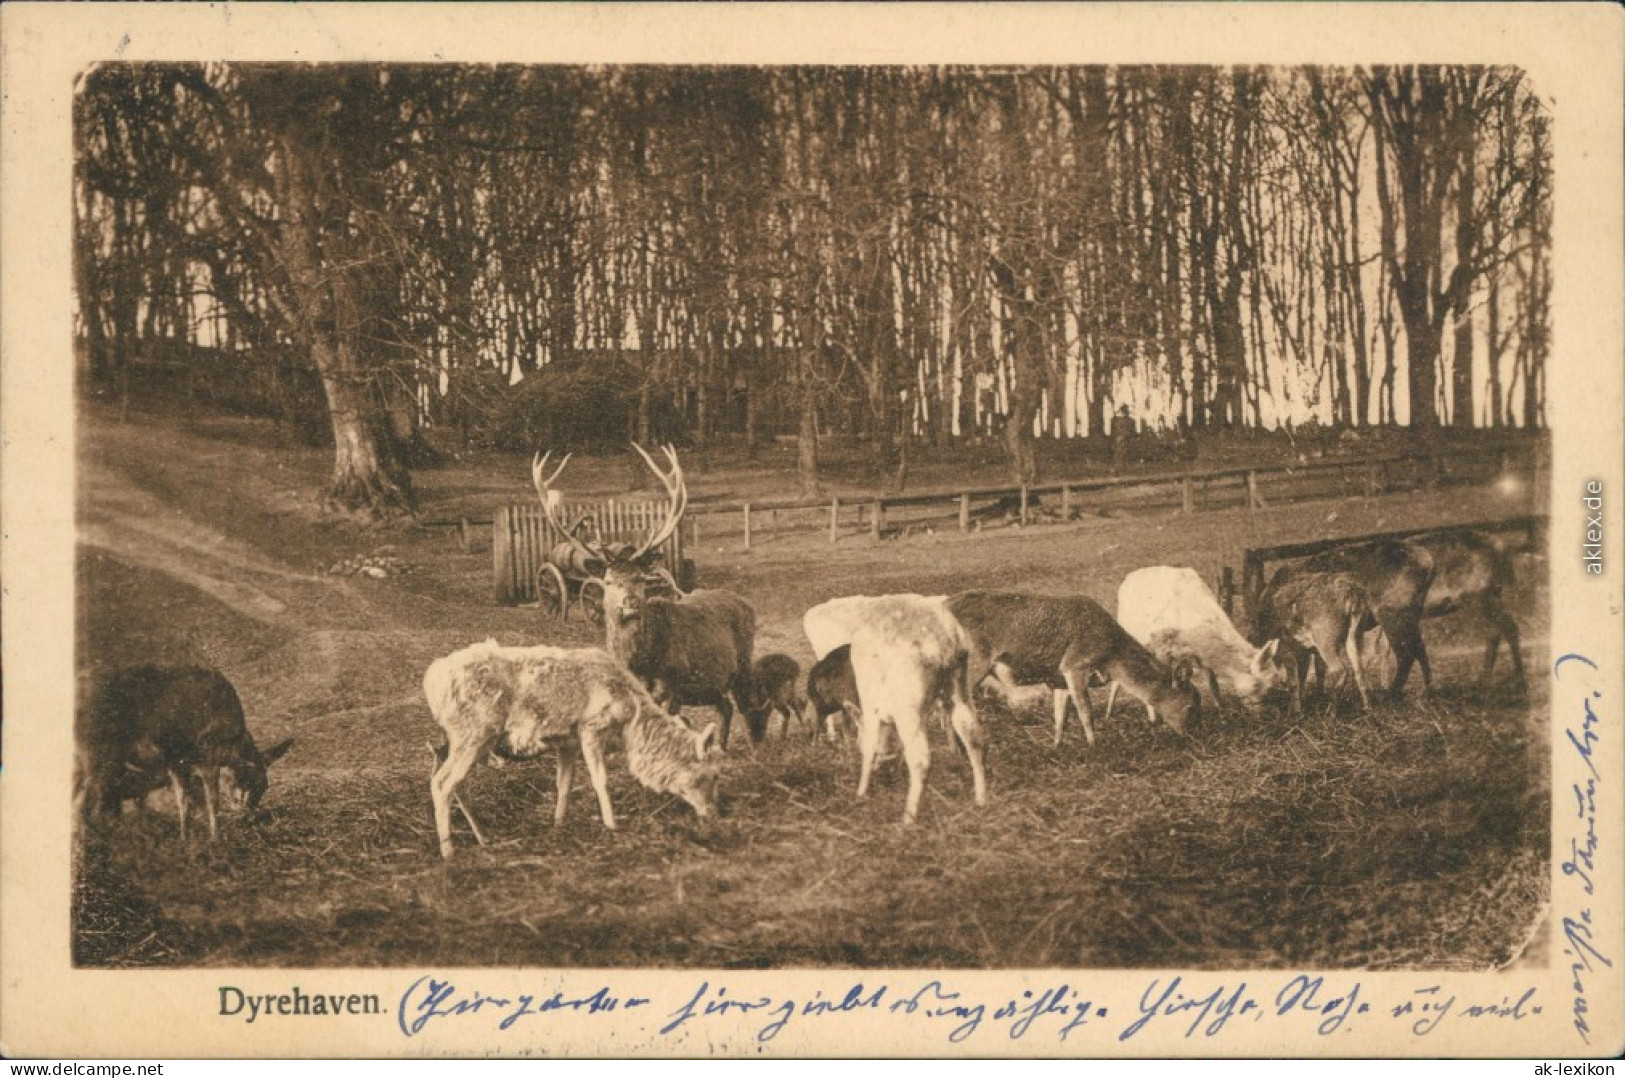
[493,496,692,610]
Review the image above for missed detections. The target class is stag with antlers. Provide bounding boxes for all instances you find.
[533,446,761,749]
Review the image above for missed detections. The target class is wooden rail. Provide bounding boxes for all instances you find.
[487,440,1540,601]
[1228,514,1548,618]
[676,442,1535,549]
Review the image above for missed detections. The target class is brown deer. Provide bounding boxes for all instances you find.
[806,644,862,742]
[533,446,758,749]
[1254,571,1379,710]
[947,592,1200,747]
[1409,530,1526,694]
[1254,539,1436,708]
[739,653,809,742]
[76,665,293,841]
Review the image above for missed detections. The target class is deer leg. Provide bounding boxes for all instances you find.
[198,766,220,841]
[1343,621,1372,710]
[737,694,767,748]
[836,703,861,743]
[947,696,988,807]
[1061,667,1098,747]
[715,696,734,752]
[1051,687,1071,746]
[553,746,575,826]
[855,713,883,800]
[894,714,932,826]
[578,729,616,831]
[1207,669,1224,709]
[431,737,488,860]
[169,771,191,841]
[457,796,488,846]
[1102,681,1120,724]
[1494,608,1527,693]
[1384,615,1430,698]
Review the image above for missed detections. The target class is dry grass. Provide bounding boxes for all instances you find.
[74,676,1547,970]
[73,406,1550,971]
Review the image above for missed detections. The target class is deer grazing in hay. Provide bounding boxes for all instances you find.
[425,640,719,860]
[1115,567,1292,716]
[533,445,758,749]
[805,645,862,742]
[76,665,293,841]
[1253,539,1436,710]
[946,592,1201,747]
[738,653,812,742]
[803,594,989,825]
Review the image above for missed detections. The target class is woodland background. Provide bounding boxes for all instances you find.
[74,65,1551,513]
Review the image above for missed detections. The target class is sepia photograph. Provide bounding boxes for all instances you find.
[3,2,1620,1060]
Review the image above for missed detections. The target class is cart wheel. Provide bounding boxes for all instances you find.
[579,579,606,624]
[537,564,569,619]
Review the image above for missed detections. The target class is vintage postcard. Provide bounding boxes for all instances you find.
[2,2,1621,1060]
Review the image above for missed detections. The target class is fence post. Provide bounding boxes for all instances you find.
[830,497,840,545]
[1246,470,1265,511]
[743,503,752,550]
[1060,484,1072,520]
[493,506,514,605]
[1242,551,1264,614]
[959,492,971,531]
[1019,485,1029,525]
[872,499,884,541]
[1181,476,1193,515]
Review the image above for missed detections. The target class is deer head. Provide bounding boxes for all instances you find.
[532,444,688,640]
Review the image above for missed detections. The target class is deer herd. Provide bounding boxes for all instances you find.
[77,445,1531,859]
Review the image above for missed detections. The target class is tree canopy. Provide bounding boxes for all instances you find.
[75,64,1552,510]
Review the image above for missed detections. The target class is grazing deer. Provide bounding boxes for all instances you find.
[76,665,292,841]
[1254,572,1378,709]
[803,595,988,825]
[947,591,1200,746]
[1409,530,1527,694]
[806,644,862,742]
[739,653,810,742]
[1254,539,1436,708]
[533,445,757,748]
[1116,567,1291,715]
[424,640,719,860]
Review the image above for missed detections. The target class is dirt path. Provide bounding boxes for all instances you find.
[78,469,343,626]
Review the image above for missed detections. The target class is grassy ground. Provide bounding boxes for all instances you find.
[73,404,1549,970]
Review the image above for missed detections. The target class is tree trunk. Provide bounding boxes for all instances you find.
[317,339,413,513]
[797,365,821,499]
[275,124,413,515]
[1451,132,1477,428]
[743,376,758,460]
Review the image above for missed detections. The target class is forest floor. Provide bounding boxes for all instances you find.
[74,403,1549,970]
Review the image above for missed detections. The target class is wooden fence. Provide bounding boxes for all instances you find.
[1223,513,1548,619]
[493,498,685,605]
[677,441,1539,549]
[487,441,1541,602]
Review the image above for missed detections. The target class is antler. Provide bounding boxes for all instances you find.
[629,443,688,561]
[531,451,602,563]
